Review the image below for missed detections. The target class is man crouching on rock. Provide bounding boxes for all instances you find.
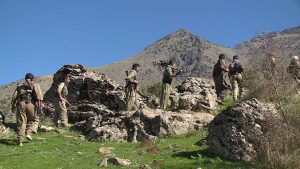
[125,63,141,111]
[54,75,71,127]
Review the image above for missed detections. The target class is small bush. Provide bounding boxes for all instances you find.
[141,82,162,98]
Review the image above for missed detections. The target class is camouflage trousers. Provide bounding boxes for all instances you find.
[230,74,243,101]
[125,85,137,111]
[54,99,68,127]
[16,102,36,143]
[160,83,179,110]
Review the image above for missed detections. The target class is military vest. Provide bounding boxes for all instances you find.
[162,66,174,84]
[16,84,33,102]
[229,61,243,76]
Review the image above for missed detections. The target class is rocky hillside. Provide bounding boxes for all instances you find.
[1,26,299,121]
[91,29,235,86]
[234,26,300,67]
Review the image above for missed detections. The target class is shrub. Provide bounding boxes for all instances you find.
[141,82,162,98]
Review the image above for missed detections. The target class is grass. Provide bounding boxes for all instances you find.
[211,97,235,116]
[0,128,253,169]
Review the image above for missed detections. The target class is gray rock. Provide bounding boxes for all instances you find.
[44,65,216,142]
[100,156,131,167]
[206,98,283,161]
[177,77,217,111]
[44,64,127,114]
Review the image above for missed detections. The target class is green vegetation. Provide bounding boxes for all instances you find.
[0,128,252,169]
[141,82,162,98]
[211,97,235,116]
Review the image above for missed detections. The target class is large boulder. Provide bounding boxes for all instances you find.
[177,77,217,111]
[44,64,126,111]
[206,99,283,161]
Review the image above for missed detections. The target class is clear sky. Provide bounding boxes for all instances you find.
[0,0,299,85]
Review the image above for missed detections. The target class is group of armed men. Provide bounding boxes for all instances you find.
[10,54,300,146]
[125,55,246,111]
[11,74,71,146]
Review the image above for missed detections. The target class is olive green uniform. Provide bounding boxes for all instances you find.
[160,65,179,110]
[125,70,138,111]
[54,82,69,127]
[229,60,244,101]
[213,59,229,101]
[11,81,43,143]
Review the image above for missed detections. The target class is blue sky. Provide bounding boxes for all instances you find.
[0,0,299,85]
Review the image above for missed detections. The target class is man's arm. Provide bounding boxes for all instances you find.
[166,67,177,77]
[220,61,229,72]
[57,83,65,101]
[126,71,138,84]
[11,88,18,113]
[33,83,44,109]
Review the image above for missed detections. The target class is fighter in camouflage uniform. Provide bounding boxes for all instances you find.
[212,54,230,102]
[11,73,43,146]
[160,58,181,110]
[229,55,244,101]
[54,75,71,127]
[125,63,141,111]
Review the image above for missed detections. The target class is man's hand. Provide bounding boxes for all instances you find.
[11,106,16,113]
[35,100,44,110]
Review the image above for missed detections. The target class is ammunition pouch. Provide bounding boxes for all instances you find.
[125,81,137,90]
[162,76,172,85]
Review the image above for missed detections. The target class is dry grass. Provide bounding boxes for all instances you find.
[255,124,300,169]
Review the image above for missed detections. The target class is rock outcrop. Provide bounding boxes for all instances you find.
[177,77,217,111]
[44,64,215,142]
[44,64,127,111]
[206,99,283,161]
[74,108,214,142]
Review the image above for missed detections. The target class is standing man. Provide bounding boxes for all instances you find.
[160,58,180,110]
[229,55,244,101]
[54,75,71,127]
[287,56,300,82]
[125,63,141,111]
[11,73,43,146]
[212,54,230,102]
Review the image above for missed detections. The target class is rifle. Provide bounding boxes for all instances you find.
[153,60,184,75]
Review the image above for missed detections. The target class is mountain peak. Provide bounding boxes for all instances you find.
[170,29,192,37]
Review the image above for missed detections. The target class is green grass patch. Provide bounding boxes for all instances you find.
[0,128,252,169]
[211,97,235,116]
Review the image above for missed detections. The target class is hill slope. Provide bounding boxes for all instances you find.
[90,29,235,86]
[1,26,299,121]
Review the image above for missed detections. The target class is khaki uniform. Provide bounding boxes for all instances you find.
[125,70,138,111]
[160,66,179,110]
[31,81,43,133]
[229,60,244,101]
[287,59,300,84]
[54,82,69,127]
[11,81,43,143]
[213,59,229,100]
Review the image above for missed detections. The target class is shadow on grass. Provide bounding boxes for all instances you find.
[0,139,17,146]
[172,148,217,159]
[5,122,17,132]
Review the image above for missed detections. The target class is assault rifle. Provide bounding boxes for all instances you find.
[153,60,185,76]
